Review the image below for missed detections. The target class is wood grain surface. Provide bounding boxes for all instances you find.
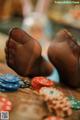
[0,63,80,120]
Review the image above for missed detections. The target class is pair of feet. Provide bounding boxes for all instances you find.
[5,28,80,88]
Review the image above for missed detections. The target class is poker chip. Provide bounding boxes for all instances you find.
[0,96,12,111]
[44,116,64,120]
[0,88,8,92]
[0,74,20,83]
[31,76,54,90]
[39,87,64,100]
[0,82,20,91]
[0,74,21,92]
[68,96,80,110]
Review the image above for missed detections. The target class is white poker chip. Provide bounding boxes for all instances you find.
[39,87,64,100]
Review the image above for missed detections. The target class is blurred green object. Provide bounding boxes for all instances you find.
[0,18,22,34]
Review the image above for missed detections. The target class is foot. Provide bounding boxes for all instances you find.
[48,29,80,88]
[5,28,53,77]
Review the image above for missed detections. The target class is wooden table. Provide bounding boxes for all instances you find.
[0,63,80,120]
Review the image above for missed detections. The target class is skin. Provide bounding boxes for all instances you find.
[48,29,80,88]
[5,28,53,77]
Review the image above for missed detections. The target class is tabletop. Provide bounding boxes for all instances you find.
[0,63,80,120]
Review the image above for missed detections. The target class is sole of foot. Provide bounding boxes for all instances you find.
[5,28,53,77]
[48,29,80,88]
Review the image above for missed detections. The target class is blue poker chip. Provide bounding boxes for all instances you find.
[0,82,20,91]
[0,74,21,84]
[0,87,18,92]
[0,74,21,92]
[0,87,7,92]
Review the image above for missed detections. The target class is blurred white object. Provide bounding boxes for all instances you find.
[22,0,51,40]
[22,0,32,17]
[22,12,47,40]
[22,0,53,58]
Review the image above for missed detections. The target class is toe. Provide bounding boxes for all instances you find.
[5,38,17,58]
[9,28,32,44]
[6,48,15,70]
[8,49,15,59]
[8,38,17,49]
[56,29,72,42]
[6,48,15,67]
[6,38,18,68]
[5,38,17,54]
[7,58,15,69]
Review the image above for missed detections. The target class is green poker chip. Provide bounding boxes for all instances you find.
[68,96,80,110]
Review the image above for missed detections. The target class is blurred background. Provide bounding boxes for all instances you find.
[0,0,80,63]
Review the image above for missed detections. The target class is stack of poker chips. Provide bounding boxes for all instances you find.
[0,74,21,92]
[31,76,54,91]
[39,87,72,117]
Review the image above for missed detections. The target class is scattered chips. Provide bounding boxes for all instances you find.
[39,87,72,117]
[31,76,54,90]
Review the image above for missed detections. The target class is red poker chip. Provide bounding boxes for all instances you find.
[0,96,12,111]
[45,116,64,120]
[31,76,54,90]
